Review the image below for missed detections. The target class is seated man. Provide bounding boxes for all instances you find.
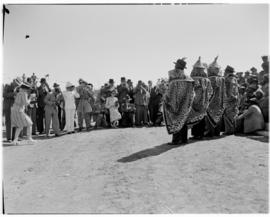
[236,98,265,134]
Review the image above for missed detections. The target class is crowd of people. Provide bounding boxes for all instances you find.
[163,55,269,145]
[3,73,166,145]
[2,55,269,145]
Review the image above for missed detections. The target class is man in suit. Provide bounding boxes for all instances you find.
[147,80,159,125]
[37,78,51,134]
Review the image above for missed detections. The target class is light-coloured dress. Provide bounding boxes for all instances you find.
[11,91,33,128]
[105,96,121,122]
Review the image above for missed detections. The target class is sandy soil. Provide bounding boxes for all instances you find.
[3,127,269,214]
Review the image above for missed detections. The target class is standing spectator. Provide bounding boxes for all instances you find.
[62,82,79,134]
[127,79,134,103]
[258,74,269,124]
[134,80,148,126]
[52,83,65,131]
[117,77,129,110]
[11,82,35,145]
[27,78,38,135]
[87,83,95,125]
[223,66,239,135]
[76,79,93,131]
[44,87,61,137]
[3,79,18,141]
[37,78,51,134]
[148,80,159,126]
[105,89,122,128]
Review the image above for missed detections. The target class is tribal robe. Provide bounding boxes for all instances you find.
[186,76,213,125]
[205,76,225,136]
[163,69,195,134]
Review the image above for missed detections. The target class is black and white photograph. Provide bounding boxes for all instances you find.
[1,1,269,214]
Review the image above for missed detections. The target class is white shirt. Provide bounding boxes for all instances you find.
[62,90,80,109]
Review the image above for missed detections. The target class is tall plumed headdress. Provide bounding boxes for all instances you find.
[207,56,222,77]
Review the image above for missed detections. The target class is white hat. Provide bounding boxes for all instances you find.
[66,82,74,88]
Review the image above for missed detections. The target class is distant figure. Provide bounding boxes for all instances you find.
[25,35,30,39]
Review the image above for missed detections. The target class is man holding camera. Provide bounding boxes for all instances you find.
[44,84,61,137]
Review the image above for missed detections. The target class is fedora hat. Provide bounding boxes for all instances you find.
[174,57,187,69]
[66,82,74,88]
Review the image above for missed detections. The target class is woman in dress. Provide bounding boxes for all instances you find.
[11,82,35,145]
[105,90,122,128]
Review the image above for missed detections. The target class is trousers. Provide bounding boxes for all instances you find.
[45,106,60,136]
[65,108,75,132]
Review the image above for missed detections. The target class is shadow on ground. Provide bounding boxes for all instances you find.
[117,135,228,163]
[235,133,269,143]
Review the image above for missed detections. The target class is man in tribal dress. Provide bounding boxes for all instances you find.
[163,58,195,145]
[205,56,226,137]
[186,57,213,139]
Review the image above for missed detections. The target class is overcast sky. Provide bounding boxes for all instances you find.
[3,4,269,88]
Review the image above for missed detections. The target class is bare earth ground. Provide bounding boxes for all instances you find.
[3,127,269,214]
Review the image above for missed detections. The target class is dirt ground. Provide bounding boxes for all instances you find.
[2,127,269,214]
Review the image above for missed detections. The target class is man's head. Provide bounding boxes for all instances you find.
[40,78,46,87]
[120,77,126,85]
[109,79,114,86]
[148,80,152,87]
[88,83,93,90]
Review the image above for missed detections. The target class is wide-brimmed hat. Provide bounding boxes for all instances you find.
[250,67,257,72]
[174,57,187,69]
[40,78,46,83]
[66,82,74,88]
[225,65,235,73]
[20,81,32,89]
[14,77,23,86]
[53,83,60,88]
[79,78,87,84]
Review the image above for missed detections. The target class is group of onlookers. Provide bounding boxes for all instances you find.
[2,74,165,145]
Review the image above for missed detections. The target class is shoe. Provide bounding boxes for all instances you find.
[12,140,20,146]
[26,138,36,144]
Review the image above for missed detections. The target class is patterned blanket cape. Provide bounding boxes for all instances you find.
[163,79,195,134]
[186,77,213,125]
[206,76,226,127]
